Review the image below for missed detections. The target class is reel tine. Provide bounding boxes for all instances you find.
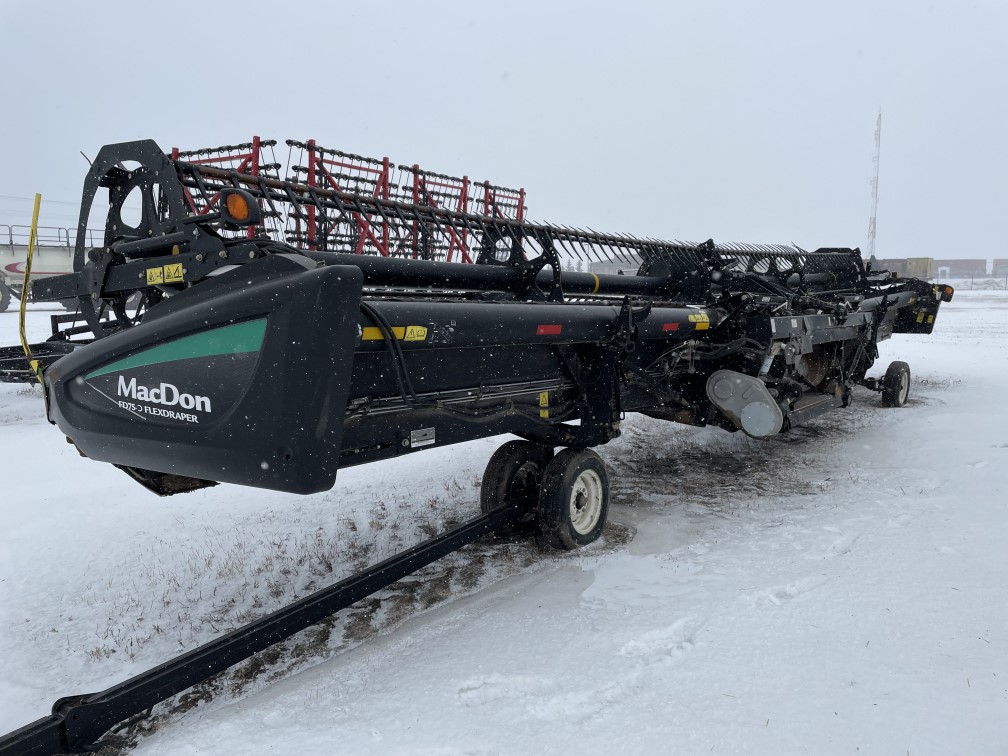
[600,228,632,265]
[568,223,596,264]
[559,225,588,264]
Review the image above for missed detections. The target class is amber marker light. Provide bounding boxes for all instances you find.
[220,188,261,227]
[225,192,251,222]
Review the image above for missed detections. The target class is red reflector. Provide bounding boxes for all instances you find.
[536,324,563,336]
[662,322,679,332]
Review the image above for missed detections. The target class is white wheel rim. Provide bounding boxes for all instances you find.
[899,371,909,403]
[569,469,604,535]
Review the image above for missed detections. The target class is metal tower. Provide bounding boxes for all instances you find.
[867,110,882,258]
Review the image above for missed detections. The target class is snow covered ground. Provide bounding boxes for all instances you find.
[1,293,1006,755]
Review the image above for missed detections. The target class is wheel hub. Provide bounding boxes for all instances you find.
[569,469,603,535]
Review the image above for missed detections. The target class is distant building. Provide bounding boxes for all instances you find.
[905,258,934,279]
[875,258,908,277]
[933,259,987,277]
[992,259,1008,276]
[589,255,641,276]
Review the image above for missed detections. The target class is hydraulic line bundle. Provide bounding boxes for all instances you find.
[0,138,953,754]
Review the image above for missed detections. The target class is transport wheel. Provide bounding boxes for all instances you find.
[537,448,609,551]
[881,361,911,407]
[0,283,9,312]
[480,441,555,530]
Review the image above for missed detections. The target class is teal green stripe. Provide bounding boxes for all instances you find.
[86,319,267,379]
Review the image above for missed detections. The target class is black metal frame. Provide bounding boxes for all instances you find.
[14,141,952,475]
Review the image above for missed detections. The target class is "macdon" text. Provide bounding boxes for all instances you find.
[117,376,212,413]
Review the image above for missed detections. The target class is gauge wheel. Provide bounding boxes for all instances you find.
[480,441,555,533]
[881,360,911,407]
[537,448,609,550]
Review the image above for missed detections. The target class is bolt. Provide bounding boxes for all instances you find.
[249,251,256,259]
[218,251,227,259]
[401,438,410,447]
[195,254,203,262]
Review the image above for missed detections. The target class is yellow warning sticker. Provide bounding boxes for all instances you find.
[164,263,184,283]
[539,390,549,418]
[404,325,428,342]
[916,312,925,323]
[362,325,429,342]
[147,263,185,285]
[927,314,934,324]
[685,312,709,330]
[685,314,709,330]
[689,312,711,331]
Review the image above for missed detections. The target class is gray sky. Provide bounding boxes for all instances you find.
[1,0,1005,259]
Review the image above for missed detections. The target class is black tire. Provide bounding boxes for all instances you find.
[537,448,609,551]
[881,360,911,407]
[0,282,9,313]
[480,441,555,530]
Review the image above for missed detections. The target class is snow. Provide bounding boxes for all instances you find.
[1,294,1007,754]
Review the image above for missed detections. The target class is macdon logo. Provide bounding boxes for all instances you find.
[117,376,212,413]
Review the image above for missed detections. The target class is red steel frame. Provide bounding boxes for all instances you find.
[305,140,393,254]
[409,166,472,263]
[300,141,525,261]
[483,181,526,222]
[172,135,525,261]
[171,136,263,240]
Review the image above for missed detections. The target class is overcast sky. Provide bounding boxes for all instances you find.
[1,0,1005,260]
